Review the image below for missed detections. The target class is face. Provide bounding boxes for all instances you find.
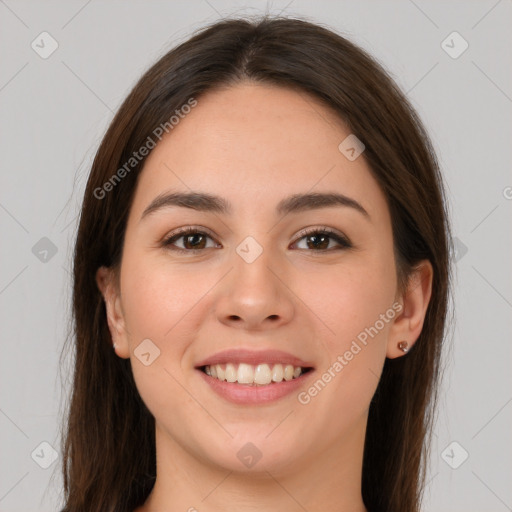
[98,82,431,477]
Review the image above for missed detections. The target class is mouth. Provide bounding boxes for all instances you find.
[198,363,314,386]
[194,348,315,404]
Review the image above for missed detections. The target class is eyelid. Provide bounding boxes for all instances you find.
[291,225,352,247]
[166,225,217,238]
[161,225,220,250]
[161,224,352,252]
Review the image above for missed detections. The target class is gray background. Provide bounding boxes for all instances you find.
[1,1,511,511]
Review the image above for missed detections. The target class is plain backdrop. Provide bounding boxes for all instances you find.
[0,1,511,511]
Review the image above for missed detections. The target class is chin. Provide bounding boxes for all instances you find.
[195,429,305,475]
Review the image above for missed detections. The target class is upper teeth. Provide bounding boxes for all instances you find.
[204,363,304,385]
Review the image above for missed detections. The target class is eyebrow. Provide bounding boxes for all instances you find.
[140,190,370,221]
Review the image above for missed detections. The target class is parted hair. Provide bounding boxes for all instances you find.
[59,15,452,512]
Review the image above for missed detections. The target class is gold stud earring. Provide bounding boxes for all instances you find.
[397,341,409,353]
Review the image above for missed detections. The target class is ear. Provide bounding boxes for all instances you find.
[96,266,130,359]
[386,260,433,359]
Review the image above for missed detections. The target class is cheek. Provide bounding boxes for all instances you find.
[120,250,205,342]
[292,253,396,411]
[294,254,396,346]
[119,253,209,429]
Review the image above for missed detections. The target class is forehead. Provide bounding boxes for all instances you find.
[129,83,389,223]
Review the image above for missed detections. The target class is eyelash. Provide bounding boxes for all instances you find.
[161,225,352,254]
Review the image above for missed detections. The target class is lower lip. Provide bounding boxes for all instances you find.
[197,369,314,405]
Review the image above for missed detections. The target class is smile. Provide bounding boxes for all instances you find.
[201,362,312,386]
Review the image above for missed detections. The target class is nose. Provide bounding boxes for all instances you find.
[215,245,295,332]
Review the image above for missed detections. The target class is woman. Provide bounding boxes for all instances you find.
[60,15,452,512]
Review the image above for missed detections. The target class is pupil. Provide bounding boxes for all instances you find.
[186,234,204,249]
[308,234,328,250]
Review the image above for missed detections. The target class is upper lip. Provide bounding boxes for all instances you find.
[195,349,315,369]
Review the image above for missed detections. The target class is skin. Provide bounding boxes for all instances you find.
[97,82,433,512]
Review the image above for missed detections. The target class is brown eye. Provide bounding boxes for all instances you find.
[162,228,218,253]
[162,226,352,255]
[292,228,352,252]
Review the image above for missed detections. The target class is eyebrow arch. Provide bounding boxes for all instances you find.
[140,190,370,221]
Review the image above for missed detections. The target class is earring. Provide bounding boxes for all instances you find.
[113,343,117,350]
[397,341,409,353]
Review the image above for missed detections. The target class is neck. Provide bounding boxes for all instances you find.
[135,415,369,512]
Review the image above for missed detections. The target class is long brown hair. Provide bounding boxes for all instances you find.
[59,15,452,512]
